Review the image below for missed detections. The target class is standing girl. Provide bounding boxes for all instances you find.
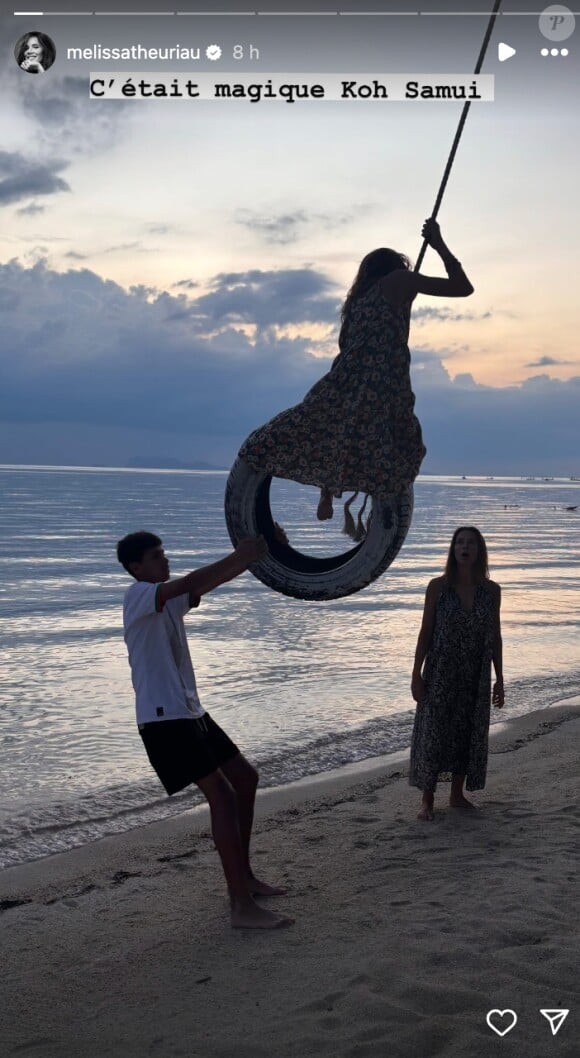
[410,527,504,820]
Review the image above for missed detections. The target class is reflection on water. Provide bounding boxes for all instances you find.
[0,466,579,863]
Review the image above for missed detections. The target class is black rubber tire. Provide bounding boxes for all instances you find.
[224,457,414,601]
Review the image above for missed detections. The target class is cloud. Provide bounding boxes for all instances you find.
[0,260,328,440]
[235,206,371,245]
[0,46,132,157]
[0,259,578,474]
[16,202,45,217]
[413,371,580,474]
[0,150,70,207]
[413,305,493,324]
[236,209,309,245]
[449,372,481,389]
[102,242,143,255]
[145,224,172,236]
[174,279,200,290]
[17,75,88,128]
[525,355,574,368]
[195,268,341,329]
[0,286,20,311]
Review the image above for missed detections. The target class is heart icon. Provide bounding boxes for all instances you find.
[486,1009,518,1037]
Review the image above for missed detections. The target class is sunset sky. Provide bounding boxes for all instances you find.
[1,2,578,473]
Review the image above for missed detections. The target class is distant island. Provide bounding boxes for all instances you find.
[125,457,228,471]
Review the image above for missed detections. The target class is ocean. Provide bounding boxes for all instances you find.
[1,465,579,868]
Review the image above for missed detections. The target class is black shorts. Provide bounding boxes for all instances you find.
[138,713,240,795]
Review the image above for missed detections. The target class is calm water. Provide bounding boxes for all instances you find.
[1,466,579,867]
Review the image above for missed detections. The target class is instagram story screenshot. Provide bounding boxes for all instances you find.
[0,1,578,1056]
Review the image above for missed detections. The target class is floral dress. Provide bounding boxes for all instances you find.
[409,581,496,792]
[238,283,426,501]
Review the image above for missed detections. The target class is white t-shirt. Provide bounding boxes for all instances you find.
[123,580,205,725]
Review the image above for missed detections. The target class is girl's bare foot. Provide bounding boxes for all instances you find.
[449,794,476,809]
[418,793,434,821]
[317,489,333,521]
[231,900,294,930]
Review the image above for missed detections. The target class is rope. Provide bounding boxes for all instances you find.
[414,0,503,273]
[339,3,503,542]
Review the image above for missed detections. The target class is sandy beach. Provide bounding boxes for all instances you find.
[2,700,579,1058]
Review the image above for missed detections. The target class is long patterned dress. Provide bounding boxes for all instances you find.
[409,581,496,792]
[238,283,426,500]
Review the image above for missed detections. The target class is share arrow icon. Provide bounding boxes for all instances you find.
[540,1009,569,1036]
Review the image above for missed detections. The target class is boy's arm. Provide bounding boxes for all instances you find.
[156,537,267,611]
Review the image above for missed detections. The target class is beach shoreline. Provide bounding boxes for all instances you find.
[2,700,579,1057]
[1,698,578,898]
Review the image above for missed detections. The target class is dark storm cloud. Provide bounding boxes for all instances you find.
[0,286,20,311]
[196,269,340,328]
[0,151,70,207]
[413,372,580,474]
[0,260,578,474]
[0,261,328,439]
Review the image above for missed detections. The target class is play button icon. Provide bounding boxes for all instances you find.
[498,42,517,61]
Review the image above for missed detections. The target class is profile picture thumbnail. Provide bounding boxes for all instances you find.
[14,32,56,74]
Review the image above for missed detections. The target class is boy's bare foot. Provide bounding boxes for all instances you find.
[231,901,294,930]
[449,794,476,809]
[249,875,288,897]
[317,492,333,521]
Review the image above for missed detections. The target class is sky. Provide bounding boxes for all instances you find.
[0,2,579,474]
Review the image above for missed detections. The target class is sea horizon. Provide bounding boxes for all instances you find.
[1,462,578,480]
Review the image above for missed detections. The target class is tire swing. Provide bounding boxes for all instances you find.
[224,0,501,602]
[225,457,414,602]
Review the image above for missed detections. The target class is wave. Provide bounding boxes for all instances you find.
[1,671,578,870]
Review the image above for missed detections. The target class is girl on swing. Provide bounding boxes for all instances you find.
[238,219,474,528]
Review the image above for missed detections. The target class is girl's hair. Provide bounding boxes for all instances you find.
[444,526,489,585]
[15,32,56,70]
[340,248,411,329]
